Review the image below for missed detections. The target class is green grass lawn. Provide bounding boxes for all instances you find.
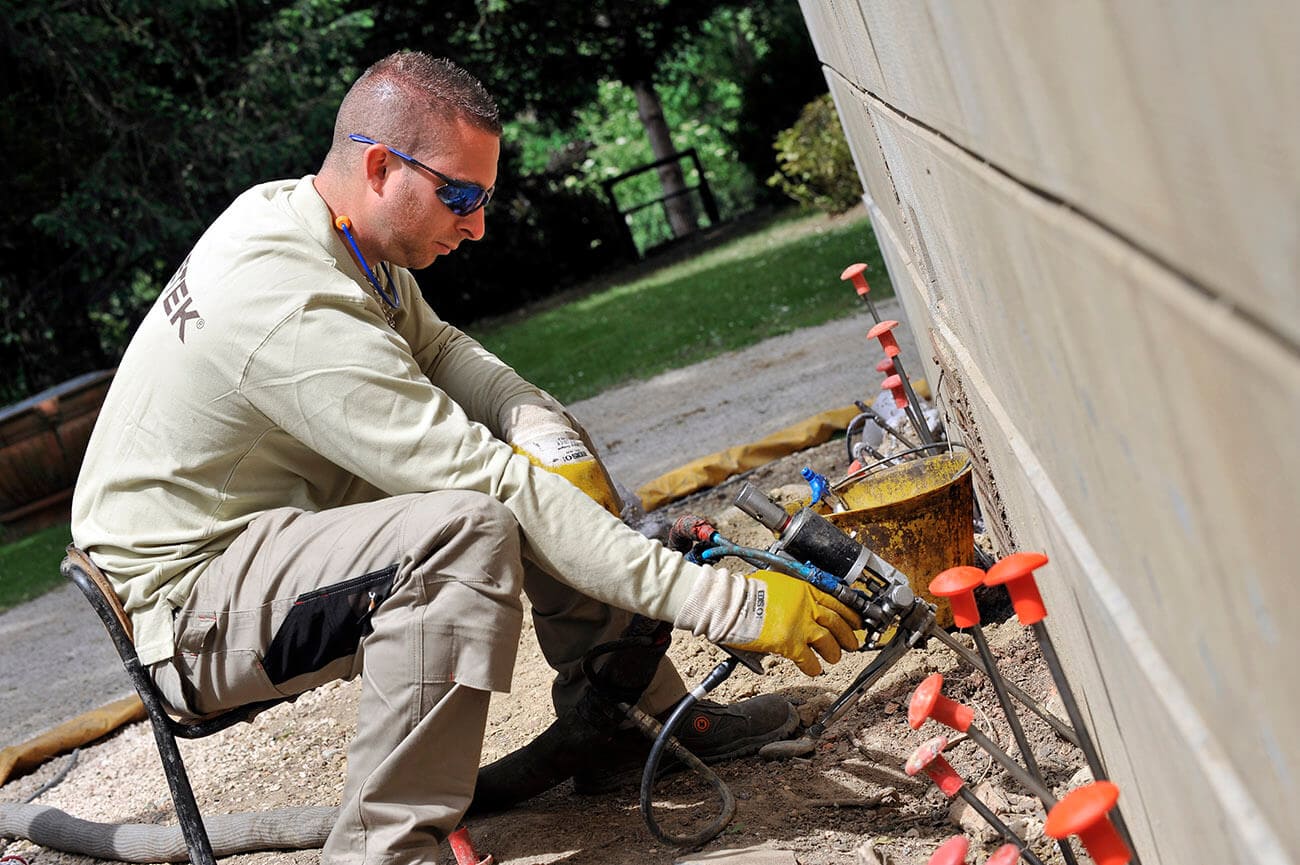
[471,207,889,403]
[0,522,72,611]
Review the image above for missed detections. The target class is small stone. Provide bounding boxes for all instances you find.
[883,701,900,715]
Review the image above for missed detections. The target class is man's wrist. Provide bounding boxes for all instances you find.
[672,566,761,645]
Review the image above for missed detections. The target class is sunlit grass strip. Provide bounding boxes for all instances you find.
[0,522,72,611]
[473,211,888,403]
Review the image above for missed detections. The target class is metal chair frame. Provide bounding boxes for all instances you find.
[62,546,288,865]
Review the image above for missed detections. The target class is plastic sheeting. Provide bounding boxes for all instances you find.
[636,406,860,512]
[0,695,145,785]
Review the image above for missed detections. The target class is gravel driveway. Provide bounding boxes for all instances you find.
[0,299,921,750]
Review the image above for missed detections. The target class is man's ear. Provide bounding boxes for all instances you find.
[362,145,391,194]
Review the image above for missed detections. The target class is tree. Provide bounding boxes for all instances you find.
[381,0,739,239]
[0,0,373,403]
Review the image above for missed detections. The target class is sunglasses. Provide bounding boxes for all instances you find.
[348,133,494,216]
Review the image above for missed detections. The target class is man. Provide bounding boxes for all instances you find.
[72,52,860,863]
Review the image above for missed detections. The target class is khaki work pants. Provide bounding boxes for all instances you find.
[149,490,684,865]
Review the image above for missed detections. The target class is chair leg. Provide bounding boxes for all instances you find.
[118,647,220,865]
[139,696,218,865]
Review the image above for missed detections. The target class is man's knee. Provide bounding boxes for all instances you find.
[400,490,524,587]
[376,491,526,695]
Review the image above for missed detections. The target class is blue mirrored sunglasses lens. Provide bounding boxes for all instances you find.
[437,182,489,216]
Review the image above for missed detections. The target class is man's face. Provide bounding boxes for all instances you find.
[380,118,500,270]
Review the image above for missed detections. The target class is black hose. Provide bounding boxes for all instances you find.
[470,617,672,813]
[636,657,739,848]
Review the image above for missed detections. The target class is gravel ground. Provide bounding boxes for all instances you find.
[0,299,923,753]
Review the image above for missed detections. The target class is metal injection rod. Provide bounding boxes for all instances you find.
[869,318,934,446]
[909,672,1079,865]
[985,553,1142,865]
[930,567,1044,765]
[908,673,1053,803]
[906,736,1047,865]
[841,264,934,447]
[925,624,1078,747]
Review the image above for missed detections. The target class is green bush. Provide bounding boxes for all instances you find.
[767,94,862,214]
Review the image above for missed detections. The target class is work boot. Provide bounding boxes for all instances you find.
[572,693,798,794]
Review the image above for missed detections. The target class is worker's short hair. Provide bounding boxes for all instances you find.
[329,52,501,161]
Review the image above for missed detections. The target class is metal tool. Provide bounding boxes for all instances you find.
[1045,782,1133,865]
[726,484,1071,745]
[984,553,1142,864]
[909,673,1079,865]
[905,736,1046,865]
[926,567,1080,864]
[868,319,934,445]
[909,673,1054,804]
[922,625,1078,747]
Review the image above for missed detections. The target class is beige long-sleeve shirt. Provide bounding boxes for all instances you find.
[72,177,735,665]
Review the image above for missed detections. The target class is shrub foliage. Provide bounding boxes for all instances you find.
[768,94,862,214]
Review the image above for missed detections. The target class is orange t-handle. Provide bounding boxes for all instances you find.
[984,552,1049,625]
[448,825,492,865]
[909,673,974,732]
[867,319,901,357]
[905,735,965,797]
[841,262,871,297]
[927,836,970,865]
[1045,782,1132,865]
[988,844,1022,864]
[876,356,897,376]
[882,374,909,409]
[929,566,986,628]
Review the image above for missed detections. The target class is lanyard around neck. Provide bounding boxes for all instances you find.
[334,216,401,310]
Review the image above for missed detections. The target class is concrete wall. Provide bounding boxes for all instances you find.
[796,2,1299,862]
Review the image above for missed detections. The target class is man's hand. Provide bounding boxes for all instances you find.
[724,570,862,676]
[513,432,621,515]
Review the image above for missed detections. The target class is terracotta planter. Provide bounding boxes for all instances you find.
[0,369,115,531]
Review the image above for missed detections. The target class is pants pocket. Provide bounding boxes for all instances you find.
[173,614,283,715]
[262,564,398,687]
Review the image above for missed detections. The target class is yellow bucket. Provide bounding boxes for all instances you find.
[823,446,975,628]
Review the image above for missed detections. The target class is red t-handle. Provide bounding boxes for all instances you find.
[987,844,1022,864]
[867,320,901,357]
[447,825,490,865]
[927,835,970,865]
[905,735,965,797]
[984,552,1049,625]
[876,356,896,376]
[929,566,986,628]
[882,374,909,409]
[1045,782,1132,865]
[909,672,974,732]
[841,262,871,297]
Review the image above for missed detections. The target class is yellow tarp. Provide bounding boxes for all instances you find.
[637,405,860,512]
[0,695,145,785]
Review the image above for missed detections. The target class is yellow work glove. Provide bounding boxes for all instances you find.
[513,433,621,516]
[725,570,862,676]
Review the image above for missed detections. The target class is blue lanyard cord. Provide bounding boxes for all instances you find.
[334,216,401,310]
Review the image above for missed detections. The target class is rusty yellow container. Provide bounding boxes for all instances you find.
[824,446,975,628]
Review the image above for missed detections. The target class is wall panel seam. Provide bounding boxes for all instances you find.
[819,64,1299,359]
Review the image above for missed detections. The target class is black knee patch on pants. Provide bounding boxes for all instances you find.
[263,565,397,685]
